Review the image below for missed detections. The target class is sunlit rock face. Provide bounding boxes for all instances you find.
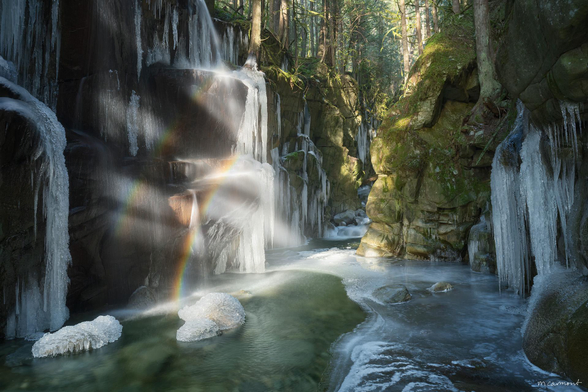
[356,13,510,262]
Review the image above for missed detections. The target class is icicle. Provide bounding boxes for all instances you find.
[126,90,140,156]
[0,78,71,338]
[135,0,143,78]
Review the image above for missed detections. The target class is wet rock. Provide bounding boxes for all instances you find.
[128,286,157,309]
[523,272,588,382]
[333,210,356,225]
[373,285,412,304]
[429,282,454,292]
[468,215,496,274]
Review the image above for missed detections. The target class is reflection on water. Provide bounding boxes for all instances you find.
[0,270,364,392]
[1,239,582,392]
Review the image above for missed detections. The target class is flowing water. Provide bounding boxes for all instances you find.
[1,240,581,392]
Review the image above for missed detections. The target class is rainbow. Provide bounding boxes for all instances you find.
[113,72,244,304]
[172,155,242,302]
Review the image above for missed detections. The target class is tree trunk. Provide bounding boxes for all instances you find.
[249,0,262,60]
[309,0,315,56]
[433,2,439,32]
[452,0,460,14]
[400,0,409,77]
[278,0,289,48]
[318,0,327,59]
[473,0,501,99]
[415,0,422,55]
[424,0,430,38]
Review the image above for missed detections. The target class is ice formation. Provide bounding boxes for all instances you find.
[32,316,122,358]
[176,318,221,342]
[491,101,583,294]
[126,90,141,156]
[1,77,71,339]
[178,293,246,331]
[0,0,61,108]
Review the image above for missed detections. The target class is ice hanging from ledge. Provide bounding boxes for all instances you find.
[0,77,71,339]
[491,101,583,294]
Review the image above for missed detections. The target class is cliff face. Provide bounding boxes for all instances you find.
[358,12,511,261]
[492,0,588,382]
[0,0,367,337]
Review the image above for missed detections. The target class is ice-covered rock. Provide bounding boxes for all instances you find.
[178,293,245,331]
[176,318,221,342]
[31,315,122,358]
[429,282,454,292]
[373,285,412,304]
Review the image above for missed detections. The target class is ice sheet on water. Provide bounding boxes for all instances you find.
[176,318,221,342]
[31,315,122,358]
[338,341,459,392]
[178,293,245,331]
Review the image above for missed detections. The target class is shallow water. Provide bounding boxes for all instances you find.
[266,241,583,392]
[1,240,583,392]
[0,269,364,391]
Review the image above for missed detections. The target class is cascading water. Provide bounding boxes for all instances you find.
[0,77,71,339]
[491,101,583,294]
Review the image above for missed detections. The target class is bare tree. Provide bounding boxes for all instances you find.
[249,0,262,60]
[424,0,431,38]
[452,0,460,14]
[400,0,409,77]
[415,0,423,54]
[473,0,501,99]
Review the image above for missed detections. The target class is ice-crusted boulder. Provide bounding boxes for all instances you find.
[178,293,246,331]
[429,282,454,292]
[176,318,221,342]
[32,315,122,358]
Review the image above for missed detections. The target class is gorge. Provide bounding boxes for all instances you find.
[1,0,587,390]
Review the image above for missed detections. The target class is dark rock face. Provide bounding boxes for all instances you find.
[495,0,588,125]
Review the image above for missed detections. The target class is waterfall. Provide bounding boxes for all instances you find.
[0,77,71,338]
[0,0,61,109]
[491,101,583,294]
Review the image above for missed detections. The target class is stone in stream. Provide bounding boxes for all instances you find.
[127,286,157,309]
[429,282,454,292]
[373,285,412,304]
[333,210,356,225]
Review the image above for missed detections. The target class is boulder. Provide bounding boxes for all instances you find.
[523,271,588,382]
[373,285,412,304]
[333,210,356,225]
[127,286,157,309]
[429,282,454,292]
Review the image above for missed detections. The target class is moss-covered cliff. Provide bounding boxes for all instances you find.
[358,10,512,260]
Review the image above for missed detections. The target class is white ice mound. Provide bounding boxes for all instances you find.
[178,293,246,331]
[176,318,221,342]
[32,315,122,358]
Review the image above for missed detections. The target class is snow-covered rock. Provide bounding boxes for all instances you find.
[176,318,221,342]
[32,315,122,358]
[178,293,245,331]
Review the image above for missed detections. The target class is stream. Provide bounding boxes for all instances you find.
[0,239,582,391]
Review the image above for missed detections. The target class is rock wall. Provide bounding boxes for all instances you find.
[358,12,511,261]
[492,0,588,381]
